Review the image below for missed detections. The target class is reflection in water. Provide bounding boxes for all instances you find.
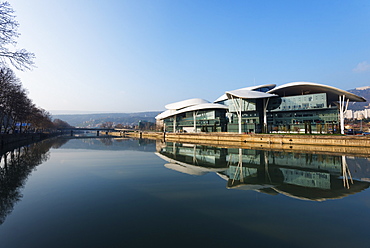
[0,138,68,225]
[156,141,370,201]
[60,137,156,151]
[0,137,155,226]
[0,137,369,247]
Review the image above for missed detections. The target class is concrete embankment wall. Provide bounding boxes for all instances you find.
[118,131,370,156]
[123,132,370,147]
[0,133,59,152]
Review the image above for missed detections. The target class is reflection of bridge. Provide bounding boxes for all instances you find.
[58,128,116,136]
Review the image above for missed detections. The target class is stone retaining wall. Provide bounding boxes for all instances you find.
[0,133,59,152]
[123,132,370,147]
[118,131,370,155]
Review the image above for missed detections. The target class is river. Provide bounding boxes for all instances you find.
[0,137,369,247]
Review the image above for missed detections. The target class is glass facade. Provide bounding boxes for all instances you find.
[162,92,342,134]
[221,99,257,112]
[163,109,227,133]
[222,98,263,133]
[266,93,339,133]
[268,93,328,112]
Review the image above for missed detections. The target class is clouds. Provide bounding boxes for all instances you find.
[353,61,370,73]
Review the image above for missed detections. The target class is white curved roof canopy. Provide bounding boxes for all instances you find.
[165,98,209,110]
[155,109,176,120]
[226,89,277,99]
[176,103,228,114]
[164,163,208,176]
[267,82,366,102]
[156,103,228,120]
[155,152,228,176]
[214,84,276,102]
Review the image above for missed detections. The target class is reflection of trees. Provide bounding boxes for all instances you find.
[50,138,69,149]
[0,139,56,225]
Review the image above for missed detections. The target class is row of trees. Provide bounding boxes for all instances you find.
[0,2,70,133]
[0,67,55,133]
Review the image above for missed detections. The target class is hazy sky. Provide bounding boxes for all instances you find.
[9,0,370,114]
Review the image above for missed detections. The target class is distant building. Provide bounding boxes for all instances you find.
[352,109,370,119]
[355,86,370,90]
[156,82,366,134]
[345,110,353,119]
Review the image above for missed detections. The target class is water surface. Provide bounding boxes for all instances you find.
[0,137,369,248]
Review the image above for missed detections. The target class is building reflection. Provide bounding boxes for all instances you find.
[156,141,370,201]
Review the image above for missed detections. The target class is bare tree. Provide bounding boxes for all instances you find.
[0,67,22,132]
[0,2,35,70]
[53,119,73,129]
[0,67,54,133]
[28,107,53,132]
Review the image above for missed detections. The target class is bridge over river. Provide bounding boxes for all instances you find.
[58,128,137,136]
[58,127,115,136]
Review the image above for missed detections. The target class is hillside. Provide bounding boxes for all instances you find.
[347,86,370,110]
[53,111,161,128]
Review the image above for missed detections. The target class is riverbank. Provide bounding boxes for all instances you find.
[0,133,60,153]
[114,131,370,156]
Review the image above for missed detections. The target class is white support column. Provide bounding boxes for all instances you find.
[342,155,353,189]
[173,115,177,133]
[264,151,272,183]
[173,142,176,158]
[239,100,242,134]
[263,98,270,133]
[231,148,243,185]
[339,95,342,134]
[193,145,197,164]
[238,148,243,183]
[339,95,349,135]
[193,111,197,133]
[231,96,242,134]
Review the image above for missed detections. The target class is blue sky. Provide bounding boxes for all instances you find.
[9,0,370,114]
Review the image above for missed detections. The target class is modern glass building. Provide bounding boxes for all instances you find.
[156,82,366,134]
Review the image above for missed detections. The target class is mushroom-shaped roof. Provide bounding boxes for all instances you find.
[226,89,277,99]
[165,98,209,110]
[155,152,228,176]
[155,109,176,120]
[176,103,228,115]
[267,82,366,102]
[273,180,370,202]
[214,84,276,102]
[156,103,228,120]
